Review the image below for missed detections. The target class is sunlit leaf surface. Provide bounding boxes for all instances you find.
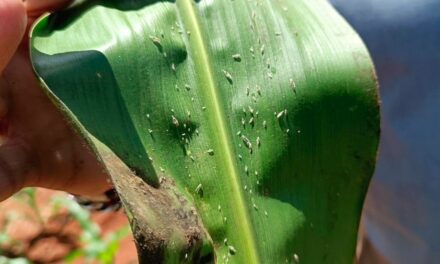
[31,0,380,263]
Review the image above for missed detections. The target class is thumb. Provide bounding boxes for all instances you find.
[0,0,27,73]
[25,0,73,19]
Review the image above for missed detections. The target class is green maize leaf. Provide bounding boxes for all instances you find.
[30,0,380,263]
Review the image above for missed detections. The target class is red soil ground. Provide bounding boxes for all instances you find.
[0,188,138,263]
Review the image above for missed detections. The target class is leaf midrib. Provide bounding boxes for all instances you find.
[176,0,260,262]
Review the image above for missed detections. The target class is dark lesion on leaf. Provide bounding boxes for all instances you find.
[94,141,213,263]
[168,118,199,156]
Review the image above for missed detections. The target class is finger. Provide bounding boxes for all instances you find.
[0,78,9,122]
[25,0,73,18]
[0,140,32,201]
[0,0,27,73]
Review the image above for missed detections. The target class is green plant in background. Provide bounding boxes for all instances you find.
[52,197,131,264]
[13,188,44,225]
[0,213,25,261]
[0,188,130,264]
[0,191,34,258]
[0,257,31,264]
[30,0,380,263]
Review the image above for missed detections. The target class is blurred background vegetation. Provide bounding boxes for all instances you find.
[0,188,136,264]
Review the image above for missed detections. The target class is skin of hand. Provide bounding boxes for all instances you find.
[0,0,112,201]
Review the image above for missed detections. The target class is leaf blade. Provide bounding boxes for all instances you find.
[30,0,380,263]
[176,0,260,262]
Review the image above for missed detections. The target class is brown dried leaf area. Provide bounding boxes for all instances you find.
[96,141,214,263]
[0,189,137,263]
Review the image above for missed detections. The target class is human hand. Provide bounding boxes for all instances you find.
[0,0,112,201]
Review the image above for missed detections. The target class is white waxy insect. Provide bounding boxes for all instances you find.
[241,135,252,149]
[171,63,176,72]
[207,149,215,156]
[244,165,248,174]
[268,72,273,79]
[236,131,242,136]
[232,54,241,61]
[172,115,179,126]
[276,110,285,119]
[256,136,261,147]
[263,120,267,129]
[149,35,161,46]
[253,203,258,210]
[293,253,299,263]
[238,154,243,160]
[202,106,207,111]
[148,129,153,134]
[195,183,203,195]
[185,84,191,91]
[218,205,222,211]
[264,211,268,216]
[228,245,237,255]
[289,78,297,92]
[160,167,165,172]
[223,70,233,84]
[249,117,254,125]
